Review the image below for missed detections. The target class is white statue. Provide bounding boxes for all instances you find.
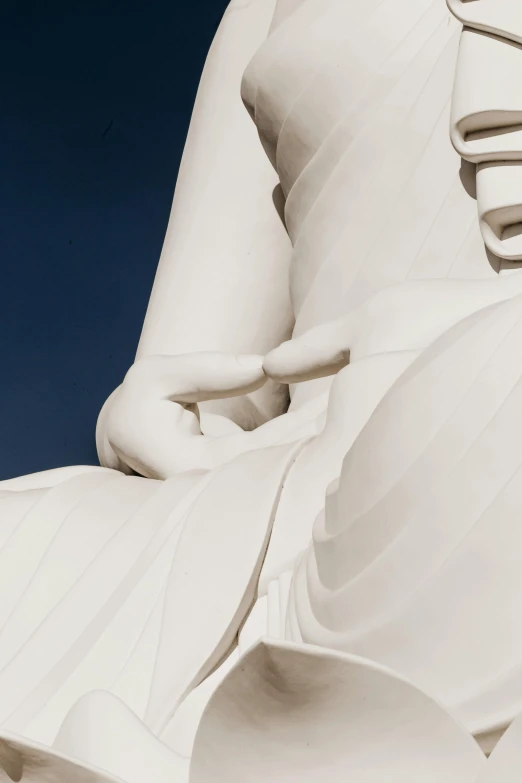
[2,0,522,780]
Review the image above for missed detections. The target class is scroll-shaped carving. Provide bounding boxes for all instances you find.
[450,1,522,259]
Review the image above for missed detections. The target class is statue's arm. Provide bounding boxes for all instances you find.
[135,0,293,429]
[448,0,522,261]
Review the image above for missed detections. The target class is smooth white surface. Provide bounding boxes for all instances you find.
[2,0,522,780]
[190,640,485,783]
[135,0,292,430]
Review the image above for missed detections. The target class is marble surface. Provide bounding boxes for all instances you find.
[2,1,522,780]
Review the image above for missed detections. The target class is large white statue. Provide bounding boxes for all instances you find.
[2,0,522,780]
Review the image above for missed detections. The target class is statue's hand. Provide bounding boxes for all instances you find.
[263,277,522,386]
[263,315,354,385]
[96,352,266,479]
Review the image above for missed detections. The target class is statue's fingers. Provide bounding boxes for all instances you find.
[263,316,354,384]
[125,352,266,404]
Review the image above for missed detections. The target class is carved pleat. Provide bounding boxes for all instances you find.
[290,293,522,746]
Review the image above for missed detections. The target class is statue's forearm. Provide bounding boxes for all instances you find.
[136,0,293,428]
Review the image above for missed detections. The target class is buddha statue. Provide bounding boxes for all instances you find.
[2,0,522,780]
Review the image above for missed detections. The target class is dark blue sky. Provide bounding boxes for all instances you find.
[1,0,228,479]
